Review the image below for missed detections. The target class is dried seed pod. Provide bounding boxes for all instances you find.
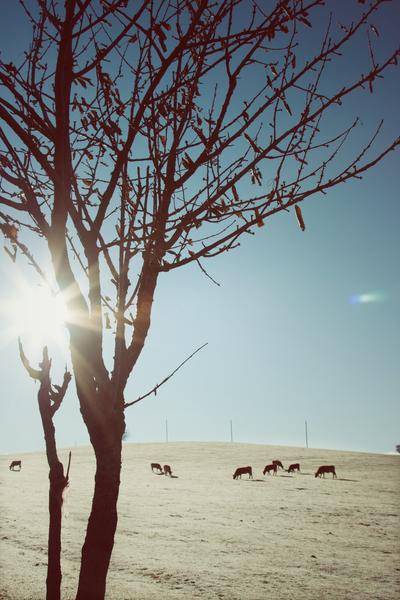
[295,205,306,231]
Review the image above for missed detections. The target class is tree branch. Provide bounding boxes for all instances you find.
[124,342,208,409]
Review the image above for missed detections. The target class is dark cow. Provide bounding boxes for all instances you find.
[151,462,164,474]
[287,463,300,473]
[263,463,277,476]
[163,464,172,477]
[9,460,21,471]
[272,460,284,470]
[315,465,337,479]
[233,466,253,480]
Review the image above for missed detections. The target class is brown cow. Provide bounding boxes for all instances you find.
[272,460,284,470]
[315,465,337,479]
[263,463,277,475]
[287,463,300,473]
[233,466,253,480]
[163,464,172,477]
[151,462,163,474]
[9,460,21,471]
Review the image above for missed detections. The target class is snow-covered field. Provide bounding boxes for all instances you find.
[1,442,399,599]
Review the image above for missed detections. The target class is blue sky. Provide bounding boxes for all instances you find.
[0,1,399,455]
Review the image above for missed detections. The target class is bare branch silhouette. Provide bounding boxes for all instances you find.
[19,340,71,600]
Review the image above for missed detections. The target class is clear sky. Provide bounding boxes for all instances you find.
[0,1,399,455]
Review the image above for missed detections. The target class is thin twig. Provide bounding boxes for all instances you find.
[66,451,72,481]
[196,259,221,287]
[124,342,208,409]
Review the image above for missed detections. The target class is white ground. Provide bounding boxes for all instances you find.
[1,442,399,599]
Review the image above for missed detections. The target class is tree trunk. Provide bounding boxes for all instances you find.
[47,462,68,600]
[36,364,69,600]
[19,343,71,600]
[75,436,122,600]
[40,413,68,600]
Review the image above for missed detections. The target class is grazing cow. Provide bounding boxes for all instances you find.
[9,460,21,471]
[233,466,253,480]
[287,463,300,473]
[163,464,172,477]
[315,465,337,479]
[272,460,284,470]
[263,463,277,476]
[151,462,164,474]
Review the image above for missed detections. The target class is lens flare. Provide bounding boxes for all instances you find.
[350,291,386,305]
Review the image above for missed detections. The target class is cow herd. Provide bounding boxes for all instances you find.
[149,459,337,480]
[9,458,337,480]
[233,460,337,480]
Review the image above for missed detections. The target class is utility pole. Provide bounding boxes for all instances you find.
[305,420,309,449]
[230,419,233,443]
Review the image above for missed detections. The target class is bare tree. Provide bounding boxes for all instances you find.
[0,1,399,598]
[19,341,71,600]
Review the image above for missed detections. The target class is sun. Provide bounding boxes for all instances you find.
[18,285,68,343]
[2,279,69,352]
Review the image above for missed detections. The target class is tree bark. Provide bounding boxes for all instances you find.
[38,383,69,600]
[75,437,122,600]
[68,366,124,600]
[47,462,68,600]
